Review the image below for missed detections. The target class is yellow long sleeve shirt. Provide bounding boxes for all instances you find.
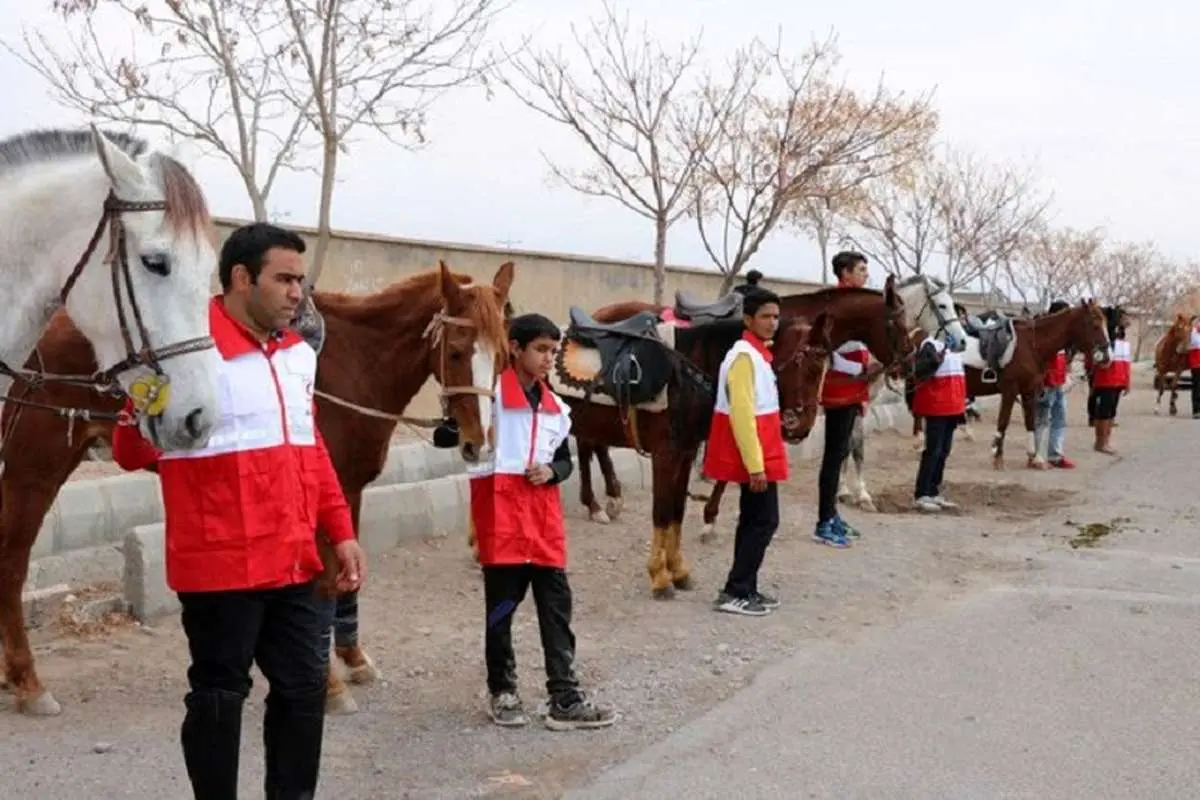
[726,353,764,474]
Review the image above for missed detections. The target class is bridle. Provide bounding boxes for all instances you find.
[0,181,217,461]
[772,317,829,435]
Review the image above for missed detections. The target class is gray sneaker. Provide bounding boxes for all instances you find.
[752,591,780,610]
[544,695,616,731]
[488,691,529,727]
[715,592,771,616]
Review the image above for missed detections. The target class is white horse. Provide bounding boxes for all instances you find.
[836,274,968,512]
[0,126,220,451]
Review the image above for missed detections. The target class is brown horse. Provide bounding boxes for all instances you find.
[582,280,913,543]
[1153,313,1194,416]
[0,261,513,716]
[909,301,1112,469]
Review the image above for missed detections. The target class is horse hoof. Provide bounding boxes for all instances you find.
[589,509,611,525]
[672,575,695,591]
[859,498,877,513]
[604,497,624,520]
[651,586,674,601]
[346,658,381,685]
[698,523,717,544]
[19,690,62,716]
[837,491,853,504]
[326,691,359,715]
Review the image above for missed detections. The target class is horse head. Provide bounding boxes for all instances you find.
[774,311,834,443]
[895,274,969,352]
[1078,299,1113,366]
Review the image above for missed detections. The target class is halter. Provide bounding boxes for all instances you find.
[772,332,828,435]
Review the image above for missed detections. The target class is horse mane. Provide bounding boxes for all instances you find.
[792,285,883,302]
[895,273,947,292]
[315,269,509,355]
[0,128,209,237]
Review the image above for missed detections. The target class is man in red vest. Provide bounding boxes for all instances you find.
[1189,317,1200,418]
[705,288,790,616]
[815,251,882,547]
[1032,300,1076,468]
[910,332,968,511]
[469,313,616,730]
[1089,320,1132,454]
[112,223,366,800]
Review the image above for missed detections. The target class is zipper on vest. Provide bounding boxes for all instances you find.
[263,346,291,444]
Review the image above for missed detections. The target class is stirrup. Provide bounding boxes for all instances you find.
[981,368,998,383]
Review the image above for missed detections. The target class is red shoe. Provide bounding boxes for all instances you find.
[1050,457,1076,469]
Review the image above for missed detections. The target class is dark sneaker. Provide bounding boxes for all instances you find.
[545,695,616,731]
[714,592,771,616]
[834,514,861,539]
[812,519,851,549]
[488,691,529,727]
[752,591,780,610]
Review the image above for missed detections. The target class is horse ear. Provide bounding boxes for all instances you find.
[89,124,144,194]
[492,260,515,300]
[437,259,463,305]
[884,273,899,307]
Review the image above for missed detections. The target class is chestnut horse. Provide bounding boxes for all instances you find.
[0,261,513,716]
[1153,313,1194,416]
[582,279,914,543]
[908,301,1112,469]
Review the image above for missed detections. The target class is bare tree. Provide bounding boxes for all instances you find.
[12,0,308,220]
[785,173,874,283]
[690,33,938,293]
[277,0,508,281]
[494,1,717,304]
[1007,222,1105,306]
[844,146,1048,291]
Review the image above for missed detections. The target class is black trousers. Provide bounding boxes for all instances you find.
[722,482,780,599]
[915,415,957,499]
[1092,387,1121,421]
[1087,377,1097,424]
[483,565,582,707]
[1191,369,1200,415]
[178,580,330,800]
[819,405,860,522]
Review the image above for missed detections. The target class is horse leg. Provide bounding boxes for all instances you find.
[991,390,1017,470]
[911,413,925,452]
[848,417,875,511]
[1,481,65,715]
[576,440,607,523]
[1170,374,1180,416]
[1154,373,1165,415]
[664,448,695,592]
[1020,391,1039,466]
[699,480,727,544]
[329,491,379,712]
[646,451,675,599]
[595,445,624,521]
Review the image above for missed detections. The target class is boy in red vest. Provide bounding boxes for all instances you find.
[911,331,968,511]
[1189,318,1200,418]
[1088,321,1131,454]
[816,251,882,547]
[706,288,790,616]
[469,313,616,730]
[1032,300,1076,469]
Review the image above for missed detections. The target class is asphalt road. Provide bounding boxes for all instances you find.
[569,420,1200,800]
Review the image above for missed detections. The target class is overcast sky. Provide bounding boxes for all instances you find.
[3,0,1195,285]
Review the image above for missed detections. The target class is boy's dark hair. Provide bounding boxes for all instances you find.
[219,222,307,291]
[742,286,781,317]
[831,250,867,278]
[744,269,763,286]
[1047,299,1069,314]
[508,313,561,348]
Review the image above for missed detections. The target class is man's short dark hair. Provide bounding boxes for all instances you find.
[219,222,307,291]
[742,286,781,317]
[831,250,867,278]
[509,313,561,348]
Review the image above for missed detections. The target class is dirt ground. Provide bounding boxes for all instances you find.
[4,384,1174,798]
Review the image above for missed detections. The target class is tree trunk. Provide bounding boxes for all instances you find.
[652,215,668,306]
[718,271,736,295]
[310,137,339,288]
[817,225,830,284]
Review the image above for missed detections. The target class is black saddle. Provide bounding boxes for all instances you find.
[673,290,744,324]
[964,310,1013,382]
[565,306,672,407]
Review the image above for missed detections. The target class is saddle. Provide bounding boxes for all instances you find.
[565,306,673,407]
[673,290,744,325]
[291,290,327,354]
[964,310,1013,382]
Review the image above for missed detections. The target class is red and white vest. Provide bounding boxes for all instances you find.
[912,337,967,418]
[1092,339,1132,389]
[111,297,355,593]
[703,332,789,483]
[1044,350,1068,388]
[1188,325,1200,369]
[468,368,572,568]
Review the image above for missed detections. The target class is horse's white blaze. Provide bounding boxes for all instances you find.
[471,342,496,449]
[0,128,219,452]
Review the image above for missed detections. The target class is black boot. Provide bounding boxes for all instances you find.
[263,689,327,800]
[181,689,245,800]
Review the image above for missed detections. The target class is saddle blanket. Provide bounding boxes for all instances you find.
[550,320,677,412]
[961,332,1017,373]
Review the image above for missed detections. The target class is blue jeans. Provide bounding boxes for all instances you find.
[1035,387,1067,460]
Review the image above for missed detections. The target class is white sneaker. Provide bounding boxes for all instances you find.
[933,495,959,509]
[914,496,941,513]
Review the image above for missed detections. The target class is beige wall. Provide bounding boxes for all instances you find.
[210,218,1023,415]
